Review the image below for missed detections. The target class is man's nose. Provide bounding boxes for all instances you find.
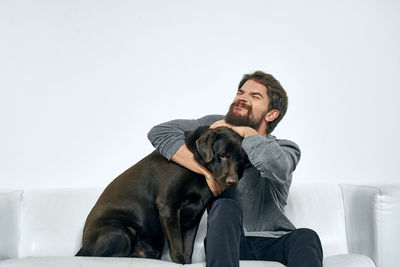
[236,94,250,103]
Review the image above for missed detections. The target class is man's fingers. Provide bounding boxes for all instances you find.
[210,120,231,129]
[209,122,222,129]
[211,186,222,197]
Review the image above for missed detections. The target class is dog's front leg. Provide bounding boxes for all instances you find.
[156,200,186,264]
[182,222,201,264]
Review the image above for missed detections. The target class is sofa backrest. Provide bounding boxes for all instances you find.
[18,188,103,257]
[285,183,348,257]
[0,183,349,261]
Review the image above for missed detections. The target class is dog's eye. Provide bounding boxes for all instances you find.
[218,154,228,161]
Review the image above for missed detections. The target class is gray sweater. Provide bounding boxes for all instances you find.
[147,115,301,238]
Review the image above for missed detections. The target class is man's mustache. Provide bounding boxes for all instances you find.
[232,100,251,111]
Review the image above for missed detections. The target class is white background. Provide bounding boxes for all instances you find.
[1,0,399,189]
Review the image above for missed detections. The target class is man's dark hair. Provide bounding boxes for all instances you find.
[238,71,288,134]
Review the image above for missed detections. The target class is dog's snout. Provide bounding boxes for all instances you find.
[226,176,238,185]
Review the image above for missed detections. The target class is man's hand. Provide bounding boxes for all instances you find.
[210,120,260,138]
[171,144,222,197]
[203,171,223,197]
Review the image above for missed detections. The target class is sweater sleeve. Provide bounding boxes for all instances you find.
[147,114,224,160]
[241,135,301,185]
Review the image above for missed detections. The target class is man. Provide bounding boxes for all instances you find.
[147,71,323,267]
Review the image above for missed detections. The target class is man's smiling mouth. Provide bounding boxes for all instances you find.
[234,102,250,111]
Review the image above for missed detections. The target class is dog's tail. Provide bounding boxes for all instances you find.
[75,247,85,256]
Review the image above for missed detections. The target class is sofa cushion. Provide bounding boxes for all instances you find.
[0,257,180,267]
[0,257,285,267]
[0,255,375,267]
[323,254,376,267]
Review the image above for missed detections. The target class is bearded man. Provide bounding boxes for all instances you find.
[147,71,323,267]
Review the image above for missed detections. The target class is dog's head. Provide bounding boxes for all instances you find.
[186,126,247,191]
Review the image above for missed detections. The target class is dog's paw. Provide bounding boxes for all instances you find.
[171,253,186,264]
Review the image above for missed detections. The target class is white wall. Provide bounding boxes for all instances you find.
[1,0,399,189]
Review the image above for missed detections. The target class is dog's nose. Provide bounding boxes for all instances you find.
[226,176,238,185]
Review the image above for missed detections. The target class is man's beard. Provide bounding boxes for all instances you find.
[225,101,265,131]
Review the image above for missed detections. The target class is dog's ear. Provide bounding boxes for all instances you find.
[185,126,210,153]
[243,153,251,169]
[237,153,251,179]
[195,130,218,163]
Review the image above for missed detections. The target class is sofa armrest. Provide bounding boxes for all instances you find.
[340,184,400,267]
[0,189,23,260]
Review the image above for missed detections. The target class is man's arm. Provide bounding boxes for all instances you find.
[147,115,224,196]
[241,135,301,185]
[209,121,300,185]
[171,144,222,196]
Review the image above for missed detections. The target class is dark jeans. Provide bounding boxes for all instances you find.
[205,192,323,267]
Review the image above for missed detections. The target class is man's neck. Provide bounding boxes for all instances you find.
[256,125,267,137]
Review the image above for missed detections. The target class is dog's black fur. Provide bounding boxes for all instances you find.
[76,126,246,264]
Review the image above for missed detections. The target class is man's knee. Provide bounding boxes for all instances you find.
[293,228,321,243]
[285,228,323,267]
[290,228,323,254]
[208,198,242,225]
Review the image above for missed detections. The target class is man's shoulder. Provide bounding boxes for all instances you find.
[197,114,225,125]
[267,134,300,152]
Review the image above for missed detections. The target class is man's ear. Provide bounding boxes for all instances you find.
[195,131,217,163]
[265,109,279,123]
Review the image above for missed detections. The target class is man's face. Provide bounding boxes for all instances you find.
[225,79,270,131]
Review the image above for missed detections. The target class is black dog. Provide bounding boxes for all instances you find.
[76,126,246,264]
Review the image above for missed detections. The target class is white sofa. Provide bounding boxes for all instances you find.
[0,183,399,267]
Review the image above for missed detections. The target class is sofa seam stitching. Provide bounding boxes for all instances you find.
[338,184,350,254]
